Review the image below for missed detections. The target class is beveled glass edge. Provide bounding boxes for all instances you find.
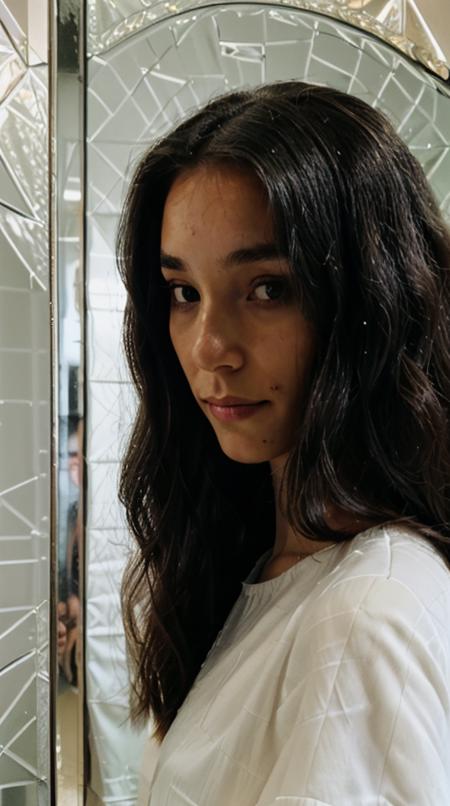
[87,0,449,80]
[50,1,87,804]
[49,0,58,801]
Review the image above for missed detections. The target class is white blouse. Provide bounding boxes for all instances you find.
[137,525,450,805]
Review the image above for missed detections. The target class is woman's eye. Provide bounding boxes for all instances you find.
[251,279,286,302]
[169,284,199,304]
[165,278,288,305]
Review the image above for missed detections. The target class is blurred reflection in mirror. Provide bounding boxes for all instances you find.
[58,413,82,688]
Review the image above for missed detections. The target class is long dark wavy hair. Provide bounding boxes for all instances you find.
[116,81,450,742]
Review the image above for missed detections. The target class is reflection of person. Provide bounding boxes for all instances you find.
[117,82,450,803]
[58,416,83,686]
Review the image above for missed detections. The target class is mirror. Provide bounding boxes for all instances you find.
[54,0,450,803]
[0,1,51,803]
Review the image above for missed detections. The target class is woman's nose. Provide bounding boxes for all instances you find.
[191,308,245,372]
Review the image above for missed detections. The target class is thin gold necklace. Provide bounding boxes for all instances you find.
[278,542,338,563]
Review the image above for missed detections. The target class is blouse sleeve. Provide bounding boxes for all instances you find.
[256,574,450,806]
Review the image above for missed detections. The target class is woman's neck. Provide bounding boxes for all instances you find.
[269,453,373,562]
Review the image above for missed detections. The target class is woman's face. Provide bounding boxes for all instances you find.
[160,163,316,464]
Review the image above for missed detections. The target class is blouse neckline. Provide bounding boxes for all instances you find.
[241,525,384,597]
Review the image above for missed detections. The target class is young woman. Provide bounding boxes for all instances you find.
[117,81,450,804]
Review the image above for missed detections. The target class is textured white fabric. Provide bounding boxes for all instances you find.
[139,525,450,805]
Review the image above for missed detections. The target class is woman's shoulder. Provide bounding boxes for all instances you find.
[301,524,450,639]
[340,523,450,593]
[335,522,450,580]
[289,525,450,685]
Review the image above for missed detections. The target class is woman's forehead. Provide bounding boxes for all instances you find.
[161,164,274,253]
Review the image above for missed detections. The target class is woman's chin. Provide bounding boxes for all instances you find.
[215,435,280,465]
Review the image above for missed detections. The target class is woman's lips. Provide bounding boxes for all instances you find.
[207,400,268,422]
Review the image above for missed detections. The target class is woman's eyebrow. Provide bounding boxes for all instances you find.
[160,243,285,272]
[160,251,184,270]
[223,243,285,267]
